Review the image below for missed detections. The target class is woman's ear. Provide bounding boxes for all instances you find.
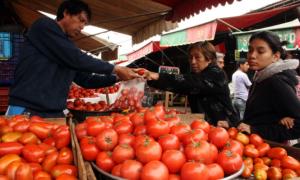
[273,51,281,62]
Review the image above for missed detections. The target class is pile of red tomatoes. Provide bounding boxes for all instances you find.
[0,115,77,180]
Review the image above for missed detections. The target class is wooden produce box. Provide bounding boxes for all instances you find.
[178,113,204,125]
[69,120,97,180]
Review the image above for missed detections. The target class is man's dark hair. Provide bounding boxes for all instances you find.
[237,58,247,68]
[56,0,91,21]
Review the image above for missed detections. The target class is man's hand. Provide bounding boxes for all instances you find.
[133,68,159,80]
[217,120,229,129]
[279,117,294,129]
[113,66,141,81]
[237,123,251,134]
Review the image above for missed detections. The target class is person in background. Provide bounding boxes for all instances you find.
[216,52,225,69]
[6,0,140,118]
[137,41,240,128]
[232,58,252,120]
[237,31,300,142]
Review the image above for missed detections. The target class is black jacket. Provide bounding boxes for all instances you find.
[148,64,239,126]
[9,17,116,113]
[244,69,300,142]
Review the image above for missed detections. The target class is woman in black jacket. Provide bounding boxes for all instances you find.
[138,41,239,128]
[238,31,300,142]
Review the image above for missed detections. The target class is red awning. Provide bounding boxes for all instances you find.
[126,41,167,61]
[153,0,239,22]
[216,4,299,32]
[160,4,299,47]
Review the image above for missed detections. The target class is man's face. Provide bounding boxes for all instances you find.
[216,58,224,69]
[240,62,249,72]
[62,11,88,37]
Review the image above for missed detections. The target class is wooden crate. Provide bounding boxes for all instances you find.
[178,113,204,125]
[69,120,97,180]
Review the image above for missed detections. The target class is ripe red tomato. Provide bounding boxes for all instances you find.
[257,143,270,157]
[182,129,208,146]
[18,132,39,145]
[130,113,144,126]
[86,121,105,137]
[208,127,229,148]
[190,119,210,133]
[6,161,22,180]
[0,142,23,156]
[120,160,143,180]
[42,151,59,172]
[180,162,208,180]
[56,174,77,180]
[249,134,264,147]
[133,135,154,149]
[223,139,244,157]
[51,165,77,178]
[146,120,170,139]
[244,144,259,158]
[38,143,57,156]
[95,129,118,151]
[22,144,46,163]
[15,163,33,180]
[267,147,287,160]
[164,115,181,128]
[206,144,218,164]
[75,122,87,140]
[217,150,243,175]
[33,170,52,180]
[137,69,145,75]
[281,156,300,170]
[141,160,169,180]
[184,140,211,163]
[96,151,115,172]
[207,163,224,179]
[57,147,73,165]
[111,164,122,177]
[80,136,99,161]
[28,163,42,175]
[13,121,30,133]
[158,134,180,151]
[112,144,134,164]
[133,125,147,136]
[227,127,238,139]
[267,167,282,180]
[161,150,186,173]
[118,133,135,147]
[170,123,191,141]
[113,121,133,134]
[136,140,162,164]
[0,154,21,175]
[53,125,71,149]
[271,159,281,168]
[29,122,52,140]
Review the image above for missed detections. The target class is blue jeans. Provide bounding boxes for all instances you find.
[233,98,246,120]
[6,105,64,118]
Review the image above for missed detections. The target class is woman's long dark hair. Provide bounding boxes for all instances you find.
[249,31,286,59]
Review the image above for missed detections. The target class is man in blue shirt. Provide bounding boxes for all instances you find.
[6,0,140,117]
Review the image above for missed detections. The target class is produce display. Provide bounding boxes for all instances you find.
[0,115,77,180]
[68,83,121,99]
[74,104,300,180]
[67,79,145,112]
